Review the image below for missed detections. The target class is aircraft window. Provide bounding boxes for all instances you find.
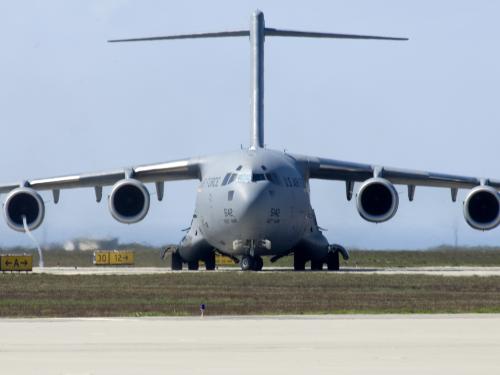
[266,173,281,185]
[221,173,231,186]
[228,190,234,201]
[227,173,237,184]
[252,173,266,182]
[236,172,252,183]
[261,165,267,171]
[236,165,243,171]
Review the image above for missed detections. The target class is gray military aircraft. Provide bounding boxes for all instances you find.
[1,10,499,271]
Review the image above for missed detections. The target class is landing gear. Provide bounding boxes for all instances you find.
[205,252,216,271]
[294,251,306,271]
[240,256,263,271]
[171,251,183,271]
[187,261,199,271]
[300,244,348,272]
[254,256,264,271]
[326,251,340,271]
[310,259,324,271]
[240,256,253,271]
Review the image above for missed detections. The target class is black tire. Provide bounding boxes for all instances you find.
[326,251,340,271]
[187,261,199,271]
[240,256,253,271]
[294,251,306,271]
[171,251,183,271]
[253,256,264,271]
[311,259,324,271]
[205,252,216,271]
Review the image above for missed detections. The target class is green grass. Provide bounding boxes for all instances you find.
[1,272,500,317]
[272,246,500,268]
[3,246,500,268]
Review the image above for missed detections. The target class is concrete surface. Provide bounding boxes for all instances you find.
[0,315,499,374]
[32,265,500,276]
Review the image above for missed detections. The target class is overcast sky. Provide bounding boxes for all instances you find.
[1,1,499,249]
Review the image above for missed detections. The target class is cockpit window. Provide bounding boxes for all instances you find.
[226,170,283,185]
[236,171,252,183]
[221,173,238,186]
[252,173,266,182]
[221,173,231,186]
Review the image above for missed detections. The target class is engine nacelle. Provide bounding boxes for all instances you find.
[463,186,500,231]
[356,178,399,223]
[108,179,150,224]
[3,187,45,232]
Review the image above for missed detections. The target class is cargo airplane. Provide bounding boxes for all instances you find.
[2,11,499,271]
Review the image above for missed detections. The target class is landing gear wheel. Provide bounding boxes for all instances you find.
[187,261,199,271]
[205,252,216,271]
[311,260,324,271]
[294,251,306,271]
[326,251,340,271]
[240,256,254,271]
[253,256,264,271]
[171,251,183,271]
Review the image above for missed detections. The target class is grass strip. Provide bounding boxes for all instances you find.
[1,272,500,317]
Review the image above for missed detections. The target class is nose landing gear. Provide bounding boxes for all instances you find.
[240,256,264,271]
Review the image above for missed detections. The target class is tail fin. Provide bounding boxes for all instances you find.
[109,10,407,149]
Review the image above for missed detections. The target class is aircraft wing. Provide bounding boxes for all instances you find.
[0,157,201,195]
[293,154,500,191]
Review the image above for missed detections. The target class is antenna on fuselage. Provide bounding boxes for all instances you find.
[109,10,407,150]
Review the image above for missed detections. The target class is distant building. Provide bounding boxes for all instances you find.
[63,238,119,251]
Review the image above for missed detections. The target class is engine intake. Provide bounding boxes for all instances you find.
[108,179,150,224]
[356,178,399,223]
[463,186,500,231]
[3,187,45,232]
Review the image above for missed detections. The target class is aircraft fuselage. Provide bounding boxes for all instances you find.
[178,148,318,261]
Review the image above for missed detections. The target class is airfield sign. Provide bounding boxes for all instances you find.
[0,255,33,272]
[93,251,135,266]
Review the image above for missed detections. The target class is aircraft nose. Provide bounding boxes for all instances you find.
[236,182,278,238]
[240,182,270,209]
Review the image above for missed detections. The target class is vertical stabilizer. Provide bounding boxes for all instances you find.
[250,10,265,149]
[108,11,407,150]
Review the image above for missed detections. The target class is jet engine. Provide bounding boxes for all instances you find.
[463,186,500,231]
[356,178,399,223]
[108,179,150,224]
[3,187,45,232]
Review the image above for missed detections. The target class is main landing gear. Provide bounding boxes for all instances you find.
[240,256,264,271]
[171,250,183,271]
[170,250,216,271]
[293,244,348,271]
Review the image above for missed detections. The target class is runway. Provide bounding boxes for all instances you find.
[32,265,500,276]
[1,315,499,374]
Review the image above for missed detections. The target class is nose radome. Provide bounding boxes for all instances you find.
[239,182,270,211]
[237,182,272,225]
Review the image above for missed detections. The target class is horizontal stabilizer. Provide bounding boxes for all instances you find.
[108,30,249,43]
[265,28,408,41]
[109,29,407,44]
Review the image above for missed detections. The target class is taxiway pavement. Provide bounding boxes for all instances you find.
[32,265,500,276]
[0,315,499,374]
